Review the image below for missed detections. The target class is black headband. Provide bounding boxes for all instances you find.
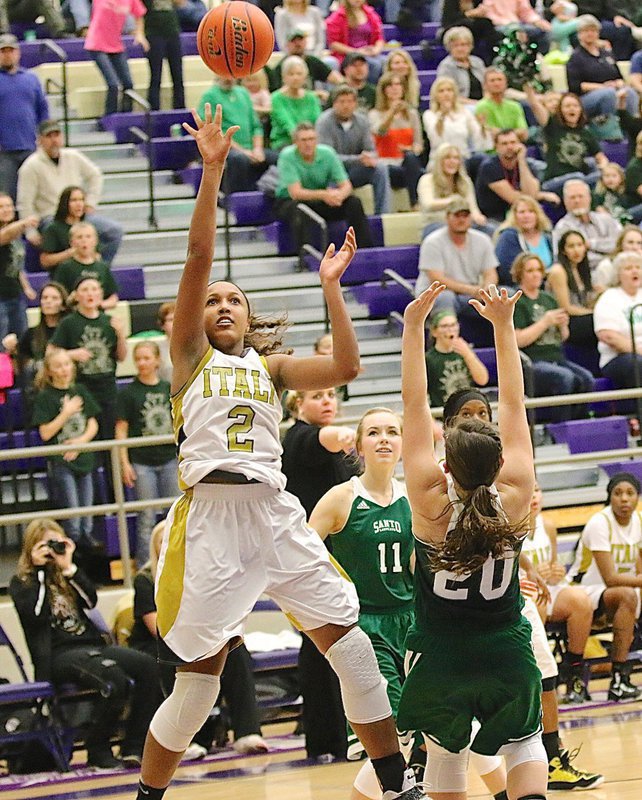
[606,472,641,502]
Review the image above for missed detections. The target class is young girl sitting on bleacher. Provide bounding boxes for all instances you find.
[523,480,595,704]
[32,348,100,552]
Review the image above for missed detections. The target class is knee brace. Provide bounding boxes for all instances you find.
[353,759,382,800]
[500,733,547,773]
[149,672,220,753]
[470,751,503,777]
[325,627,391,725]
[424,737,469,794]
[541,676,557,692]
[516,796,546,799]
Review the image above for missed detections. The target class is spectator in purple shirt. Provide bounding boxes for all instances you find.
[0,34,49,201]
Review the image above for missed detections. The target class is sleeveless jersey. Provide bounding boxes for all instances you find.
[330,477,414,614]
[409,477,524,639]
[566,506,642,587]
[521,516,552,567]
[171,346,285,491]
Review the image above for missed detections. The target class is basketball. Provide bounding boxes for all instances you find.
[197,1,275,79]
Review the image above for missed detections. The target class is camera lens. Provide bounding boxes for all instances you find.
[47,539,67,555]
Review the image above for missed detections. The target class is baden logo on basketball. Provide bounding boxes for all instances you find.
[206,28,222,58]
[231,15,250,69]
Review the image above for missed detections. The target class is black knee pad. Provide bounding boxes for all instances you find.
[541,676,557,692]
[517,795,547,799]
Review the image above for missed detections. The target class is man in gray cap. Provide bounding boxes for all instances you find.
[17,119,123,264]
[0,32,49,200]
[417,198,499,337]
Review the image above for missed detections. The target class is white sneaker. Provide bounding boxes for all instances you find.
[182,743,208,762]
[232,734,269,754]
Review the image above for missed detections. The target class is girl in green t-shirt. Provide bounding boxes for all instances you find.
[32,348,100,549]
[425,309,489,407]
[115,341,178,565]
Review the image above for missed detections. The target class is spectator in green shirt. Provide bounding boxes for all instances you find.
[198,76,277,192]
[32,347,100,549]
[115,340,178,565]
[274,122,373,255]
[53,221,119,309]
[270,56,322,150]
[512,251,593,420]
[51,275,127,440]
[475,67,529,147]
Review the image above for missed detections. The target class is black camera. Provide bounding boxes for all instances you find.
[46,539,67,555]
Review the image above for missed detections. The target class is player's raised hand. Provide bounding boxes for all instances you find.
[469,285,521,326]
[403,281,446,327]
[319,227,357,285]
[183,103,239,167]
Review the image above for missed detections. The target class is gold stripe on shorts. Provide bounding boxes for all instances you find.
[156,490,192,639]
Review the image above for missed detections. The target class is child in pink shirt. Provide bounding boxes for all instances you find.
[85,0,149,116]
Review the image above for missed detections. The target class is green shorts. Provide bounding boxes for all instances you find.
[397,616,542,755]
[347,606,415,760]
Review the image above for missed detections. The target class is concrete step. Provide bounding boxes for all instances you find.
[101,171,195,204]
[99,198,197,224]
[359,354,402,379]
[114,226,277,267]
[340,392,403,420]
[284,319,393,349]
[344,375,402,398]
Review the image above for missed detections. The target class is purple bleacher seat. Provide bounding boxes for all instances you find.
[179,165,202,194]
[139,137,199,171]
[600,140,629,168]
[305,244,418,284]
[475,348,498,385]
[96,513,137,558]
[24,240,41,274]
[589,376,616,416]
[27,267,145,303]
[406,44,447,70]
[16,33,198,68]
[0,389,25,432]
[351,281,413,318]
[548,416,628,454]
[0,429,46,471]
[225,191,275,226]
[600,460,642,482]
[100,110,192,144]
[418,70,437,95]
[382,22,439,45]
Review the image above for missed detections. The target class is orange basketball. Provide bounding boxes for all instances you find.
[197,1,274,79]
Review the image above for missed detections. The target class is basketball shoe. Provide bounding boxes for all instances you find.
[548,747,604,791]
[608,665,641,701]
[561,672,592,704]
[382,768,432,799]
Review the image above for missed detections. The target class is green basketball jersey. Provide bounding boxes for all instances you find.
[330,476,414,614]
[408,478,525,645]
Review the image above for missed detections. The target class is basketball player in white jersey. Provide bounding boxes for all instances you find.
[134,104,427,800]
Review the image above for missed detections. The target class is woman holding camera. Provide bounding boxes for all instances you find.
[9,519,161,769]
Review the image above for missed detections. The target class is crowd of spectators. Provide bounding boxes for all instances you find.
[5,0,642,773]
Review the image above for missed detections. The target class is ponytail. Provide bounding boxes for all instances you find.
[428,484,524,574]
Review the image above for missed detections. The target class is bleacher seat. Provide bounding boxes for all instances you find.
[26,268,145,304]
[548,416,629,454]
[0,390,25,433]
[100,110,192,144]
[599,460,642,482]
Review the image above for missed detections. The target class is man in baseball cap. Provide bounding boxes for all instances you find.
[0,30,49,199]
[341,52,376,111]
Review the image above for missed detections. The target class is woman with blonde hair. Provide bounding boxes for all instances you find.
[369,72,424,209]
[593,224,642,288]
[384,49,421,108]
[494,195,554,284]
[436,26,486,103]
[274,0,327,57]
[417,143,486,236]
[423,77,485,166]
[269,55,322,149]
[10,518,160,769]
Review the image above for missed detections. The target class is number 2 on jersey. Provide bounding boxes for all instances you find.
[378,542,403,574]
[226,405,255,452]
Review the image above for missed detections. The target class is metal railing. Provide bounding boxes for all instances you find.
[40,40,68,145]
[3,387,642,588]
[124,90,158,230]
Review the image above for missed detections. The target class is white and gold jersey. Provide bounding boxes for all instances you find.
[522,516,552,567]
[171,346,285,491]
